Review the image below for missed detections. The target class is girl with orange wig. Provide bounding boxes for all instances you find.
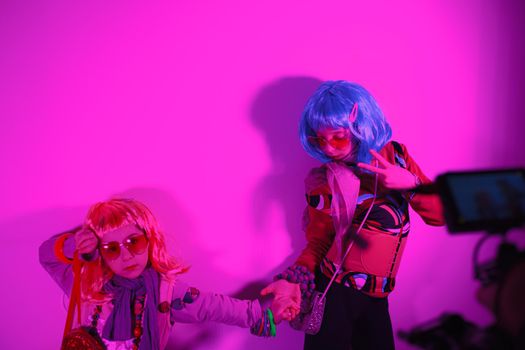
[40,198,299,349]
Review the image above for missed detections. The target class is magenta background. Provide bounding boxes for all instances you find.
[1,1,524,349]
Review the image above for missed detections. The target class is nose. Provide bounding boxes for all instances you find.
[120,245,135,261]
[321,144,337,155]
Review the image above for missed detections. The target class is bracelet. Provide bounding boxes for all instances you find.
[250,308,276,337]
[408,172,422,200]
[54,233,74,264]
[275,265,316,299]
[267,308,276,337]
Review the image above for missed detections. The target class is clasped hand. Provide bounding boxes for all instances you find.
[261,279,301,324]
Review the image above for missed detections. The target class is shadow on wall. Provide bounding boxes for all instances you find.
[250,76,321,269]
[239,76,325,350]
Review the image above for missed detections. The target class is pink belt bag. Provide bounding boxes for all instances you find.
[290,162,378,334]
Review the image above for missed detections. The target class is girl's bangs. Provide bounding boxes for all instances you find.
[87,203,140,236]
[308,111,348,133]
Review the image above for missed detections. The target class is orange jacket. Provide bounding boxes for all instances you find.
[295,141,444,297]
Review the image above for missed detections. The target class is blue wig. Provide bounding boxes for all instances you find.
[299,80,392,164]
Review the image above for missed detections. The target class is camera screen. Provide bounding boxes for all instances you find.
[437,169,525,232]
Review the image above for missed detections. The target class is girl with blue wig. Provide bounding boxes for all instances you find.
[261,80,445,349]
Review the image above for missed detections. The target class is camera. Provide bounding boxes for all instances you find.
[436,168,525,233]
[400,168,525,350]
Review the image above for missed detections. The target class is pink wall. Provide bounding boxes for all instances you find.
[1,0,524,349]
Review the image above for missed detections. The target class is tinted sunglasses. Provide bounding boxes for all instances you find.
[99,234,149,261]
[307,129,351,149]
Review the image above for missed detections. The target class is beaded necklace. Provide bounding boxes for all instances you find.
[91,295,146,350]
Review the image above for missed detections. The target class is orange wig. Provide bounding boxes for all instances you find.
[81,198,186,302]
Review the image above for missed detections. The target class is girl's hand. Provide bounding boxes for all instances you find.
[357,150,419,190]
[261,279,301,324]
[270,296,300,324]
[261,279,301,304]
[74,227,98,254]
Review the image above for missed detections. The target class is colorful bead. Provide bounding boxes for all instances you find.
[158,301,170,313]
[134,302,143,314]
[275,265,316,298]
[90,305,102,328]
[133,326,143,337]
[131,295,145,347]
[183,287,200,304]
[171,298,184,310]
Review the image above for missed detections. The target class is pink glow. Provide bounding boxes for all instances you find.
[1,0,524,349]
